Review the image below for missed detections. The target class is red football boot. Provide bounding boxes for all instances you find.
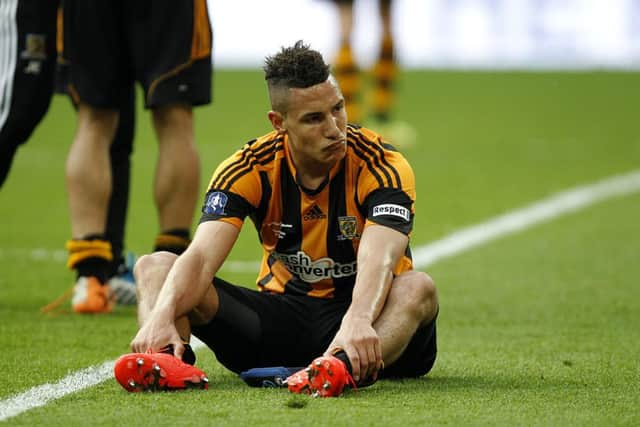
[285,366,313,395]
[114,352,209,392]
[286,355,356,397]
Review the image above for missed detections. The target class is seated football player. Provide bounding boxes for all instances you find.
[114,41,438,397]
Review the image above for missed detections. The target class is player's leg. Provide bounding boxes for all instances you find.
[60,0,131,313]
[105,85,137,305]
[368,0,417,147]
[371,0,397,123]
[332,0,362,123]
[288,270,437,396]
[151,105,200,254]
[0,0,57,188]
[0,146,18,187]
[66,105,118,242]
[190,277,325,374]
[319,271,438,383]
[106,86,134,270]
[56,84,137,307]
[65,104,119,313]
[132,252,191,334]
[132,251,299,371]
[113,250,215,392]
[132,0,212,255]
[130,251,217,363]
[373,270,438,370]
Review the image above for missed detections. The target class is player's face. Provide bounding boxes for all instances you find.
[277,79,348,170]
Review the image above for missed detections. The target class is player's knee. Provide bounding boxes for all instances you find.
[79,105,118,127]
[152,105,192,131]
[75,105,119,144]
[421,273,438,317]
[133,252,178,290]
[132,254,153,284]
[399,271,438,321]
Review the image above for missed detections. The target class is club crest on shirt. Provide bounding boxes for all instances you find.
[21,34,47,60]
[204,191,228,215]
[337,216,360,241]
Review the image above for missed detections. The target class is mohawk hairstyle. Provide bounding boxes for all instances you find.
[264,40,330,89]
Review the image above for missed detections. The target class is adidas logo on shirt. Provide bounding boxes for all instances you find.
[303,204,327,221]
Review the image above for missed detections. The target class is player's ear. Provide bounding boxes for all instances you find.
[268,111,286,134]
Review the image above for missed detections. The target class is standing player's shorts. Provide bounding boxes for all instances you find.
[1,0,58,185]
[191,277,437,378]
[58,0,212,109]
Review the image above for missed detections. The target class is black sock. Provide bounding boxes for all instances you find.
[163,343,196,366]
[75,257,110,284]
[154,228,191,255]
[181,344,196,365]
[332,349,380,387]
[332,350,353,375]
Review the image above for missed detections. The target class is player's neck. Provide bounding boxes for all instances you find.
[296,167,331,191]
[287,145,336,191]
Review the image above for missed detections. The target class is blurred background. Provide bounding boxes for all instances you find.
[209,0,640,70]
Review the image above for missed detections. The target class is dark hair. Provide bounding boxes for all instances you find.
[263,40,330,89]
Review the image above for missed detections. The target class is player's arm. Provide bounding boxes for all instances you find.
[326,223,408,383]
[158,151,260,318]
[132,142,261,354]
[152,220,239,319]
[131,220,240,354]
[326,138,416,382]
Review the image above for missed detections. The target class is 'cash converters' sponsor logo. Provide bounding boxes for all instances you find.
[273,251,357,283]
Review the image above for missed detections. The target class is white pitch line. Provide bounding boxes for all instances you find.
[0,337,207,422]
[0,248,262,273]
[413,169,640,268]
[0,362,114,421]
[1,169,640,422]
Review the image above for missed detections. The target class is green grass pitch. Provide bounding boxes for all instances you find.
[0,70,639,425]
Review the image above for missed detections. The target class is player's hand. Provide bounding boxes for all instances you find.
[130,315,184,359]
[324,316,382,384]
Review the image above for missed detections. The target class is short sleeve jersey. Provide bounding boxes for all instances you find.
[200,124,416,299]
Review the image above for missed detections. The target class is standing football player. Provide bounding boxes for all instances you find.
[1,0,137,306]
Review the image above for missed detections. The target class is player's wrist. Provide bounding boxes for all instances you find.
[343,310,374,324]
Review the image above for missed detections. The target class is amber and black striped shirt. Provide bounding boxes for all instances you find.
[200,125,416,299]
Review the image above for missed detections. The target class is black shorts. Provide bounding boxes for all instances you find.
[58,0,212,109]
[192,277,437,378]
